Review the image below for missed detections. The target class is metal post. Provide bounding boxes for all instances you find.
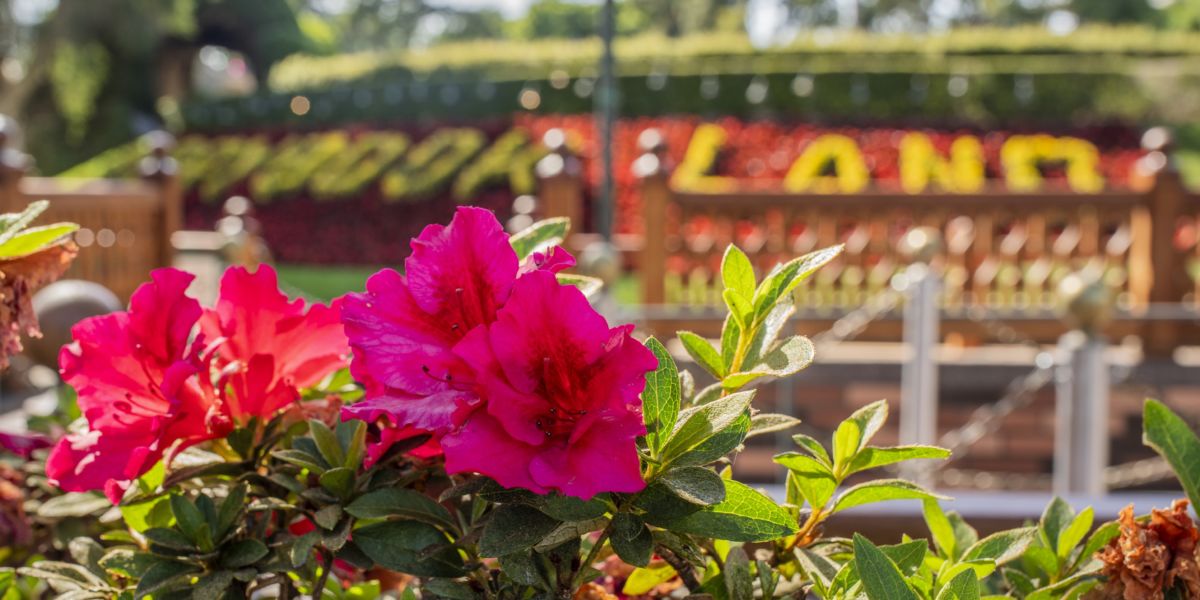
[1054,331,1109,496]
[595,0,616,241]
[900,263,940,452]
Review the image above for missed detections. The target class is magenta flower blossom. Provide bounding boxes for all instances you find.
[47,269,217,502]
[47,266,347,502]
[340,207,573,435]
[200,266,348,421]
[441,271,657,499]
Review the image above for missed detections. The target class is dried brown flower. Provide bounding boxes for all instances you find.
[1093,500,1200,600]
[0,239,77,370]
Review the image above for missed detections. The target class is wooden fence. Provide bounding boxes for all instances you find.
[537,129,1200,354]
[0,124,181,301]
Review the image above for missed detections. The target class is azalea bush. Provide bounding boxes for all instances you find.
[2,206,1200,599]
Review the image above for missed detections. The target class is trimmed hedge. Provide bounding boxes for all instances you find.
[180,26,1200,131]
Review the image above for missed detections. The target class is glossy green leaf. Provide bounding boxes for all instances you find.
[853,534,920,600]
[318,467,356,500]
[133,559,199,600]
[643,337,681,452]
[832,400,889,472]
[721,245,756,299]
[832,479,946,513]
[774,452,837,509]
[219,539,269,569]
[354,520,464,577]
[935,568,981,600]
[1143,399,1200,512]
[747,413,802,439]
[723,547,754,600]
[962,527,1037,566]
[923,500,957,559]
[752,245,843,317]
[479,504,562,558]
[721,335,814,390]
[847,445,951,476]
[654,479,796,542]
[1057,507,1094,559]
[509,217,569,259]
[1039,496,1074,551]
[345,487,457,531]
[611,513,653,567]
[723,289,753,329]
[169,495,212,551]
[791,433,832,466]
[678,331,725,379]
[659,466,726,506]
[660,390,753,467]
[309,419,346,468]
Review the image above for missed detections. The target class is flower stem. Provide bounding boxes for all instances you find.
[572,527,612,589]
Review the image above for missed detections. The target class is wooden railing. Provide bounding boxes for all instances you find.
[536,129,1200,353]
[0,122,182,301]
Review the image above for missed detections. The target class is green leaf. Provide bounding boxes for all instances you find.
[0,223,78,258]
[723,547,754,600]
[962,527,1037,565]
[1076,521,1120,569]
[1143,399,1200,513]
[535,494,609,521]
[169,495,212,551]
[271,449,327,474]
[556,273,603,297]
[655,479,796,542]
[313,504,343,530]
[723,291,753,334]
[345,488,457,531]
[752,245,843,317]
[353,520,464,577]
[289,532,320,568]
[611,513,653,567]
[721,336,815,390]
[309,419,346,468]
[720,314,741,369]
[642,337,681,453]
[143,528,196,551]
[1022,545,1059,580]
[923,500,957,559]
[192,570,234,600]
[660,390,754,467]
[319,467,356,500]
[1057,507,1094,559]
[833,400,889,472]
[774,452,837,509]
[935,568,981,600]
[479,504,562,558]
[337,419,368,470]
[0,200,48,246]
[499,551,547,589]
[215,484,247,541]
[675,411,750,466]
[133,559,199,600]
[747,413,802,439]
[1039,496,1074,551]
[832,479,947,513]
[659,466,726,506]
[795,548,840,597]
[853,534,920,600]
[37,492,111,518]
[623,563,677,596]
[509,217,569,259]
[721,245,756,299]
[219,539,269,569]
[678,331,725,379]
[847,445,950,476]
[791,433,832,466]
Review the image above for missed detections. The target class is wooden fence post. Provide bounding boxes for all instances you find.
[1141,128,1187,356]
[0,115,30,214]
[138,131,182,269]
[635,129,670,306]
[534,129,584,246]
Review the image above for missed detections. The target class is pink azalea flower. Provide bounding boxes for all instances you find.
[47,269,218,503]
[47,266,347,503]
[340,207,573,436]
[441,271,657,499]
[200,266,348,421]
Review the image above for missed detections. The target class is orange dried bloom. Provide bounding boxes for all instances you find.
[0,239,76,370]
[1094,500,1200,600]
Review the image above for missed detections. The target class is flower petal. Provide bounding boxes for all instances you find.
[441,412,547,494]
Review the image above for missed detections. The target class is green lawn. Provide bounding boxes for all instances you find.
[277,263,643,304]
[276,264,383,301]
